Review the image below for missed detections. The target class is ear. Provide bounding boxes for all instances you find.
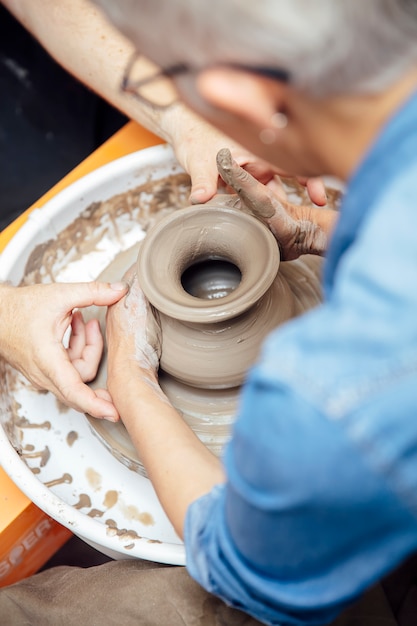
[196,68,288,130]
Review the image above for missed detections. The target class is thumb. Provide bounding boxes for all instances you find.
[59,281,129,311]
[189,159,220,204]
[216,148,275,220]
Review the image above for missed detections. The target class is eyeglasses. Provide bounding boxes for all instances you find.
[121,52,290,110]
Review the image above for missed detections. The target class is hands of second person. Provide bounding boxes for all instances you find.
[0,280,128,420]
[216,149,337,260]
[161,106,327,207]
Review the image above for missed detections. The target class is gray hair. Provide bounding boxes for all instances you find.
[95,0,417,96]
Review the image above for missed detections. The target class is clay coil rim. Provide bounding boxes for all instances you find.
[137,204,280,322]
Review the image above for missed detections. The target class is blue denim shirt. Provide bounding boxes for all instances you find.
[184,91,417,625]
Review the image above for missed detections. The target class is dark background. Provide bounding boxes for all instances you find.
[0,4,127,232]
[0,3,124,566]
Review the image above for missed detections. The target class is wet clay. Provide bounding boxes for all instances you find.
[137,203,290,388]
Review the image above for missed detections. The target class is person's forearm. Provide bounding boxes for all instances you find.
[3,0,182,140]
[110,367,225,538]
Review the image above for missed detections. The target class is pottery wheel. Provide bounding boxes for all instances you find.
[0,146,336,564]
[86,244,323,477]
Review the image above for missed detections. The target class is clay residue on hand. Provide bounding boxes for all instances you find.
[216,148,275,220]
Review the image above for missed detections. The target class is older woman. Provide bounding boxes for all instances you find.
[100,1,417,624]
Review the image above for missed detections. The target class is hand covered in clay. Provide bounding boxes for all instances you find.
[0,280,128,420]
[106,266,162,405]
[162,107,327,206]
[217,148,337,260]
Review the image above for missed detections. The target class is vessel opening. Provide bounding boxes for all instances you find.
[181,259,241,300]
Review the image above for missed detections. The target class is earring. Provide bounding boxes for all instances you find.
[259,111,288,145]
[271,112,288,128]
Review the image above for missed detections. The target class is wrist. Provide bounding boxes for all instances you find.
[158,103,201,146]
[108,357,158,399]
[293,219,329,256]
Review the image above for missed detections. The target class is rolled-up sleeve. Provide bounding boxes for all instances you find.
[185,375,417,625]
